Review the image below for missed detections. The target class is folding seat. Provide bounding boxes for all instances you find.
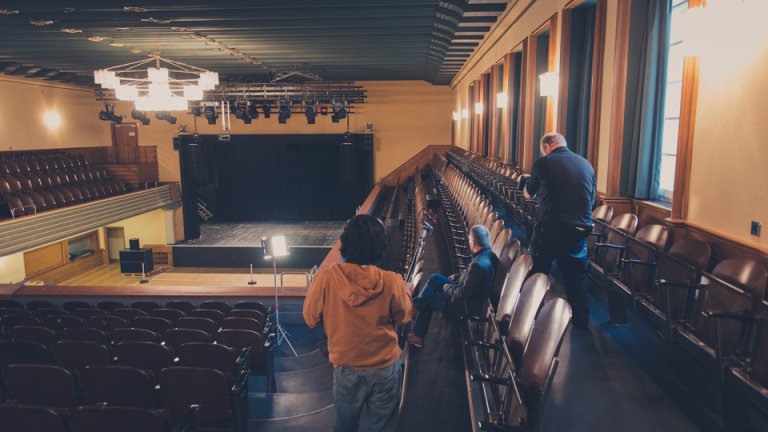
[48,188,69,207]
[54,340,110,371]
[60,327,109,345]
[493,254,533,318]
[131,301,163,314]
[163,328,213,353]
[516,298,572,428]
[200,301,233,315]
[87,315,128,332]
[0,299,24,309]
[589,213,639,290]
[112,328,162,344]
[116,341,174,378]
[234,301,268,316]
[12,325,57,348]
[2,315,40,332]
[112,307,148,321]
[188,308,225,324]
[96,300,127,313]
[80,365,156,408]
[178,342,247,379]
[0,404,68,432]
[132,316,173,334]
[505,274,551,367]
[221,317,264,333]
[72,405,199,432]
[724,300,768,415]
[45,315,85,334]
[0,307,33,317]
[73,307,107,320]
[4,195,27,218]
[226,308,265,322]
[176,317,219,335]
[35,307,67,319]
[216,329,273,377]
[160,366,248,432]
[5,365,78,410]
[151,308,185,324]
[26,300,58,311]
[166,300,197,314]
[26,191,47,212]
[0,340,51,367]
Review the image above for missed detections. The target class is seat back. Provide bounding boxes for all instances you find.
[669,239,711,270]
[648,240,710,321]
[748,301,768,388]
[60,327,109,345]
[496,255,534,321]
[160,367,234,424]
[517,298,572,427]
[12,325,57,348]
[200,301,233,315]
[592,204,614,224]
[0,340,51,367]
[506,274,551,366]
[54,340,110,370]
[176,317,219,335]
[489,238,521,308]
[165,301,197,314]
[491,227,512,259]
[72,406,171,432]
[132,316,173,334]
[6,365,78,408]
[131,301,163,314]
[178,343,237,378]
[80,365,155,408]
[188,308,225,324]
[164,328,214,353]
[221,317,263,332]
[96,301,127,312]
[216,329,265,371]
[0,405,68,432]
[227,309,265,322]
[151,308,185,324]
[617,225,669,297]
[235,301,268,315]
[116,341,174,376]
[88,315,128,332]
[691,274,755,358]
[112,328,162,344]
[112,308,148,321]
[711,259,768,305]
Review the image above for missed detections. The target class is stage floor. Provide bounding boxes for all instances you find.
[184,220,345,247]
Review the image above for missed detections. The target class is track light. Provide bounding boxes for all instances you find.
[305,102,316,125]
[332,100,347,123]
[204,105,218,125]
[248,103,259,119]
[98,103,122,123]
[155,111,177,124]
[191,106,202,117]
[278,100,291,124]
[262,103,271,118]
[234,101,253,124]
[131,109,150,125]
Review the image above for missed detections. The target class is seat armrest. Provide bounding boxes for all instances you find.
[236,347,251,368]
[464,340,501,350]
[470,373,511,386]
[621,258,655,267]
[173,405,200,432]
[594,243,626,251]
[464,316,486,323]
[231,369,249,395]
[656,279,702,291]
[264,332,276,350]
[702,310,753,322]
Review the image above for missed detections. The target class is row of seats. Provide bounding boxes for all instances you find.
[447,149,768,429]
[429,156,571,431]
[0,151,127,219]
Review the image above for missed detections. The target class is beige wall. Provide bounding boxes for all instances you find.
[120,80,452,183]
[0,253,25,285]
[0,77,111,151]
[686,3,768,248]
[105,209,173,247]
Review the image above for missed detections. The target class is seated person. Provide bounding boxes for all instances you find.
[407,225,498,348]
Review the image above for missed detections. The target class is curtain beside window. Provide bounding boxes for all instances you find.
[565,6,596,159]
[620,0,671,200]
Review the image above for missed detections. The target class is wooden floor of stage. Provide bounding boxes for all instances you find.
[11,264,312,298]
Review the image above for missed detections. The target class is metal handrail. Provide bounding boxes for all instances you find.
[280,271,311,292]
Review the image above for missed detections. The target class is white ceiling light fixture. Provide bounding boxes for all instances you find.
[94,52,219,112]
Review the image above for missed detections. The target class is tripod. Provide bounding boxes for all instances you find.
[270,256,298,357]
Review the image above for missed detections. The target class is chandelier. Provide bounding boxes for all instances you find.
[94,53,219,111]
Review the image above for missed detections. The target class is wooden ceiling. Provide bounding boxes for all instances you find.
[0,0,512,87]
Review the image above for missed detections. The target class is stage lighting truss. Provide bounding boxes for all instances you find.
[94,53,219,112]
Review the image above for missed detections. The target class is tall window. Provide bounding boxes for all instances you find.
[658,0,688,202]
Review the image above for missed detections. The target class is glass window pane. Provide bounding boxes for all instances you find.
[659,154,677,192]
[664,81,683,118]
[662,119,680,155]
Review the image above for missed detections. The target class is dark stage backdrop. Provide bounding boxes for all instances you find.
[190,134,373,221]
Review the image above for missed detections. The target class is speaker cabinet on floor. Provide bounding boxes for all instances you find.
[119,248,153,274]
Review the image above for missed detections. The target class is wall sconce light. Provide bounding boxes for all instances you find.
[461,108,469,119]
[539,72,559,98]
[452,111,460,121]
[474,102,483,115]
[496,92,508,108]
[43,110,62,130]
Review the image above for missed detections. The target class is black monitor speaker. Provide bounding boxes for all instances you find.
[129,238,140,250]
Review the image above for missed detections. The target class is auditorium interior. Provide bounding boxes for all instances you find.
[0,0,767,431]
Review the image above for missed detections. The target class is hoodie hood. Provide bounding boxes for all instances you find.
[329,263,384,306]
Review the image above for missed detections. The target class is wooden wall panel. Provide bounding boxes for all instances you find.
[24,243,65,276]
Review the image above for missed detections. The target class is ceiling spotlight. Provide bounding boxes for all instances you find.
[30,19,55,26]
[204,105,218,125]
[234,101,253,124]
[155,111,177,124]
[320,106,329,116]
[88,36,106,42]
[305,103,316,125]
[98,103,122,123]
[124,6,149,13]
[131,109,150,125]
[61,28,82,34]
[278,100,291,124]
[248,102,259,119]
[0,9,20,15]
[261,103,271,118]
[332,100,347,123]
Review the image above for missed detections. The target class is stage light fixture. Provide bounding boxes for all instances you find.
[191,106,202,117]
[131,109,150,125]
[248,102,259,119]
[155,111,177,124]
[331,99,347,123]
[305,102,316,125]
[98,103,122,123]
[278,100,291,124]
[320,106,329,116]
[262,103,271,118]
[204,105,218,125]
[234,101,252,124]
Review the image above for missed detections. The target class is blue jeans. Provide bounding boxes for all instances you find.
[412,273,452,338]
[333,359,402,432]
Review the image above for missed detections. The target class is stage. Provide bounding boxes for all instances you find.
[173,220,344,268]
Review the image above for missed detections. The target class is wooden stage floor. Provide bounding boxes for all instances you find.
[12,264,312,298]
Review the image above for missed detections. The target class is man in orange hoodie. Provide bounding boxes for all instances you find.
[303,214,414,432]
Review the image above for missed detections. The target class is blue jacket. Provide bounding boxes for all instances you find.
[445,247,498,315]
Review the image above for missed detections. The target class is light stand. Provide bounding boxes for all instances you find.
[139,262,149,284]
[263,236,298,357]
[247,264,258,286]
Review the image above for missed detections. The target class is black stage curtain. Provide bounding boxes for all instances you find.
[198,134,373,221]
[565,5,596,159]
